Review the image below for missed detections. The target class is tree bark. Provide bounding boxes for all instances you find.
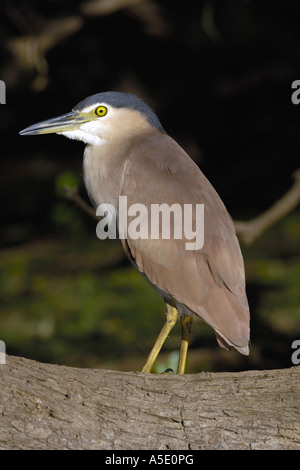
[0,355,299,450]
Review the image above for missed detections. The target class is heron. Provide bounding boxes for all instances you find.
[20,91,250,374]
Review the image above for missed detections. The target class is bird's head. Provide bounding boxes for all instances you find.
[19,92,165,146]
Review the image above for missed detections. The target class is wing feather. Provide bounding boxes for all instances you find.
[118,131,250,352]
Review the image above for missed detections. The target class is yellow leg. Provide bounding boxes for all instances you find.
[141,304,178,373]
[177,314,193,374]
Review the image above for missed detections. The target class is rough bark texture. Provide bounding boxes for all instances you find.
[0,355,299,450]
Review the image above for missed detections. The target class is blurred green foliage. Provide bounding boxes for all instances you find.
[0,190,166,369]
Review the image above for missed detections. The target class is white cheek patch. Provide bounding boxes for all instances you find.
[58,128,104,146]
[57,109,109,146]
[80,120,106,136]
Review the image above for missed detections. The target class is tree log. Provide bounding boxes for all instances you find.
[0,355,299,450]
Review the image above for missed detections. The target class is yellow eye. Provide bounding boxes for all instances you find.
[95,105,108,117]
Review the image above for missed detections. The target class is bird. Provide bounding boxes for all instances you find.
[20,91,250,374]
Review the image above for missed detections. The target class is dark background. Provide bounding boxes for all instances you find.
[0,0,299,373]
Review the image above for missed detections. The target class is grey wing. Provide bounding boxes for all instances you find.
[118,132,250,353]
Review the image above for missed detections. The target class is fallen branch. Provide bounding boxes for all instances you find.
[63,185,99,221]
[4,8,83,90]
[235,169,300,244]
[81,0,168,37]
[81,0,147,16]
[0,355,299,449]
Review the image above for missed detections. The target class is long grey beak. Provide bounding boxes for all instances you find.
[19,111,87,136]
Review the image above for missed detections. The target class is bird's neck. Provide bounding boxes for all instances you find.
[83,124,158,212]
[82,137,131,210]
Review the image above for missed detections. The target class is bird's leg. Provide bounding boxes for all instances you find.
[177,314,193,374]
[141,304,178,373]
